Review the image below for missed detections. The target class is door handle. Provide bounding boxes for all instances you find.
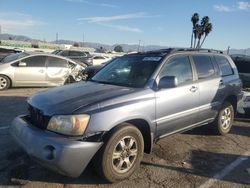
[190,86,198,92]
[38,69,44,73]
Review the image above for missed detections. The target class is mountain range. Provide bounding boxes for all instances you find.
[0,33,249,55]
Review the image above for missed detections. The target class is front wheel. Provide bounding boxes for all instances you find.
[0,75,11,90]
[213,102,234,135]
[94,123,144,182]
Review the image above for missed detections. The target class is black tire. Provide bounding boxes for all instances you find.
[94,123,144,183]
[64,76,75,85]
[213,102,234,135]
[0,75,11,90]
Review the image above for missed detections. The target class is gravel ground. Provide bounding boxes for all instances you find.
[0,88,249,188]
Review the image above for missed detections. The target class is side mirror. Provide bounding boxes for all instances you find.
[18,62,27,67]
[158,76,178,89]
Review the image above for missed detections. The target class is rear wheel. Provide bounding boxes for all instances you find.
[0,75,11,90]
[94,123,144,182]
[213,102,234,135]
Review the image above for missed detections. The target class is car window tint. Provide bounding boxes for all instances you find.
[94,56,105,59]
[47,57,68,67]
[69,51,84,56]
[59,50,68,56]
[215,56,233,76]
[160,56,193,85]
[193,55,215,79]
[233,58,250,73]
[22,56,46,67]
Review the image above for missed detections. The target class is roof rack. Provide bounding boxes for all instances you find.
[169,48,224,54]
[129,48,224,56]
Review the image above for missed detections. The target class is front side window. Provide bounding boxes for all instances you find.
[47,57,68,67]
[215,56,233,76]
[193,55,215,79]
[92,55,162,88]
[21,56,46,67]
[159,56,193,85]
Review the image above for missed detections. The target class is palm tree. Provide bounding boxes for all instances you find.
[190,14,213,49]
[191,13,199,48]
[200,23,213,48]
[195,25,204,48]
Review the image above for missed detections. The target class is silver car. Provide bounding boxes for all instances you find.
[0,52,86,90]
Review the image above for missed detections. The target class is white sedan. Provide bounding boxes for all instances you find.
[92,55,112,65]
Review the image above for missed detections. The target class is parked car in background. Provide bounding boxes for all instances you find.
[92,55,112,65]
[82,58,117,80]
[231,54,250,88]
[0,47,23,61]
[231,54,250,115]
[11,48,242,182]
[52,49,93,67]
[0,52,85,90]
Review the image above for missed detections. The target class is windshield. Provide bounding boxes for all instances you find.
[1,52,29,63]
[91,55,162,88]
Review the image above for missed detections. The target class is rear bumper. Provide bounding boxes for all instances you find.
[10,115,103,177]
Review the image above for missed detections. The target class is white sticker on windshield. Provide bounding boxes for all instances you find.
[143,57,162,61]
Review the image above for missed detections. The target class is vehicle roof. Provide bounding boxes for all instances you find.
[11,52,79,64]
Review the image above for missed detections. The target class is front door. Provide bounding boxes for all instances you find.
[14,56,46,86]
[155,55,199,137]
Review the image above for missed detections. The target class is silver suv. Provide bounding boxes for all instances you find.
[10,48,242,182]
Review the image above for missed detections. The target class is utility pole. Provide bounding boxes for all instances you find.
[137,40,141,52]
[82,32,84,47]
[0,25,2,35]
[56,32,58,44]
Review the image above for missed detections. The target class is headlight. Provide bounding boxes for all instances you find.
[47,114,90,136]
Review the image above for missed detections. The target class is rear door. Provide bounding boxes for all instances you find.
[14,55,46,86]
[191,55,223,122]
[46,56,70,85]
[155,55,199,136]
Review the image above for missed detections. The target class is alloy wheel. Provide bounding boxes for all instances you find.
[220,107,232,129]
[112,136,138,173]
[0,76,7,89]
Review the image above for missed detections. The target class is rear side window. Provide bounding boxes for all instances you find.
[193,55,215,79]
[215,56,233,76]
[47,57,68,67]
[21,56,46,67]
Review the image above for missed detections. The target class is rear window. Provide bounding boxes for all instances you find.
[192,55,215,79]
[215,56,233,76]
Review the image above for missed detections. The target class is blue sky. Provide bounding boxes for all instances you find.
[0,0,250,50]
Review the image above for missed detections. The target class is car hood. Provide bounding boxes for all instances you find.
[28,81,138,116]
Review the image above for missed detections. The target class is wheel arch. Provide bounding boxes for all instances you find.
[224,95,237,115]
[103,119,153,154]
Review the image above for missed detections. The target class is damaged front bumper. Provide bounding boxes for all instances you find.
[10,115,103,177]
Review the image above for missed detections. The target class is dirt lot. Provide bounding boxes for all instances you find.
[0,88,250,188]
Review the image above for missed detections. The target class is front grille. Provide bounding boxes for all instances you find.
[28,105,50,130]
